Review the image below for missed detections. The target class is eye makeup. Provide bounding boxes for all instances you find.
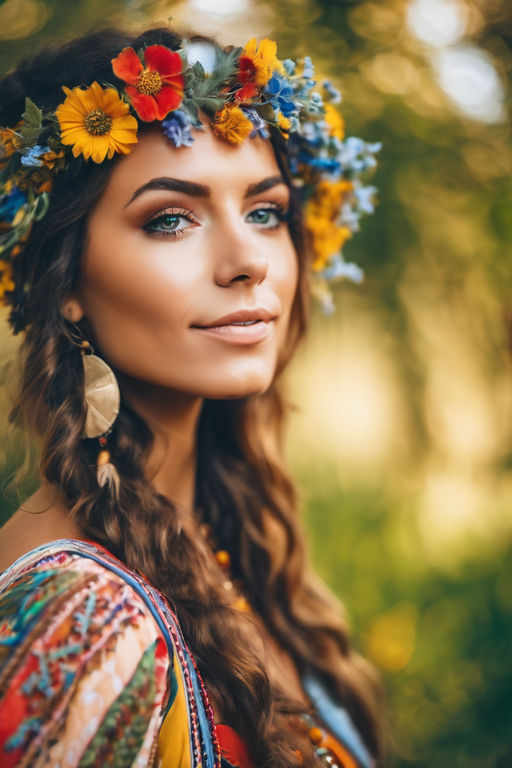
[143,206,200,239]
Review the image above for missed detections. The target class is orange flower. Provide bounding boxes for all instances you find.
[41,148,65,170]
[37,179,52,194]
[212,105,253,145]
[0,127,21,165]
[112,45,184,121]
[0,259,15,304]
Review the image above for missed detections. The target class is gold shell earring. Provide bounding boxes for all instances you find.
[80,340,121,498]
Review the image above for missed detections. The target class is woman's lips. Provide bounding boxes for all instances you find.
[191,319,271,344]
[191,307,277,344]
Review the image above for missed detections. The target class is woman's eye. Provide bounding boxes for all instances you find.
[246,207,286,229]
[143,210,196,238]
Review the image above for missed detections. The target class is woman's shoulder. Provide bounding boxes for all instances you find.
[0,483,83,572]
[0,534,189,767]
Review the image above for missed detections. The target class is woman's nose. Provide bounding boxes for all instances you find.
[213,214,269,288]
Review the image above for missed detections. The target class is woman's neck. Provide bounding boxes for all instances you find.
[117,374,203,514]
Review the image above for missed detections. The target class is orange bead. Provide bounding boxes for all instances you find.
[234,596,251,612]
[309,726,323,745]
[215,549,231,569]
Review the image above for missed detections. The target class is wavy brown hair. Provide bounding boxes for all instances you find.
[2,27,384,766]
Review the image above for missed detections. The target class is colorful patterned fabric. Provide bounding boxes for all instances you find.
[0,538,372,768]
[0,538,221,768]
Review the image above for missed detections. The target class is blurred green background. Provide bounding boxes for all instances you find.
[0,0,511,765]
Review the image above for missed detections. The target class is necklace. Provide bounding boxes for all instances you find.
[199,522,251,613]
[197,523,357,768]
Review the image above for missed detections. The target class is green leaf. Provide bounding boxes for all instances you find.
[181,100,202,129]
[19,97,43,144]
[34,192,50,220]
[22,98,42,131]
[194,45,241,99]
[195,96,224,116]
[185,61,206,95]
[191,61,205,80]
[258,103,275,122]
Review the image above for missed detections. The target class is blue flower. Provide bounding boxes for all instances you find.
[20,144,50,167]
[289,116,300,133]
[336,138,382,172]
[304,92,324,116]
[265,74,297,118]
[322,257,364,284]
[323,80,341,105]
[0,186,27,223]
[301,120,324,146]
[339,203,362,232]
[302,56,314,79]
[299,151,341,175]
[336,137,367,172]
[282,58,296,76]
[354,185,377,215]
[295,79,316,100]
[242,108,270,140]
[161,110,194,148]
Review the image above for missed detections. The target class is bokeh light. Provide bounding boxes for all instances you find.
[434,44,506,123]
[189,0,251,14]
[407,0,468,48]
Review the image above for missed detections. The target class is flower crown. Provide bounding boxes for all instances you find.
[0,37,380,329]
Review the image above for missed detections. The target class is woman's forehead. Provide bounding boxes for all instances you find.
[108,123,284,202]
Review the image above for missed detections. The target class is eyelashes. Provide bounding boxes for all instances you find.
[143,206,199,239]
[245,204,289,228]
[143,203,290,240]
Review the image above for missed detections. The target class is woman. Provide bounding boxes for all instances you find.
[0,26,383,768]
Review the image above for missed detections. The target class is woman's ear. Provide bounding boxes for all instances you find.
[61,296,85,323]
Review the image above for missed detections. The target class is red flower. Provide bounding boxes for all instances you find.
[236,56,260,102]
[235,38,280,103]
[112,45,184,121]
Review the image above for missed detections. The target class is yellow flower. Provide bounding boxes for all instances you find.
[0,259,15,303]
[306,180,354,270]
[213,104,253,145]
[241,38,282,87]
[324,104,345,140]
[56,81,138,163]
[277,112,291,139]
[311,179,353,215]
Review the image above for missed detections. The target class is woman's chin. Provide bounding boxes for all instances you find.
[201,369,275,400]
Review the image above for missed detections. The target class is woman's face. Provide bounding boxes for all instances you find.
[70,125,299,399]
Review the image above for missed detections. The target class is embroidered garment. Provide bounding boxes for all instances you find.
[0,538,373,768]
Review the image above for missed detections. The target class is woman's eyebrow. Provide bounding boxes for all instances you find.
[125,177,211,207]
[244,176,286,198]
